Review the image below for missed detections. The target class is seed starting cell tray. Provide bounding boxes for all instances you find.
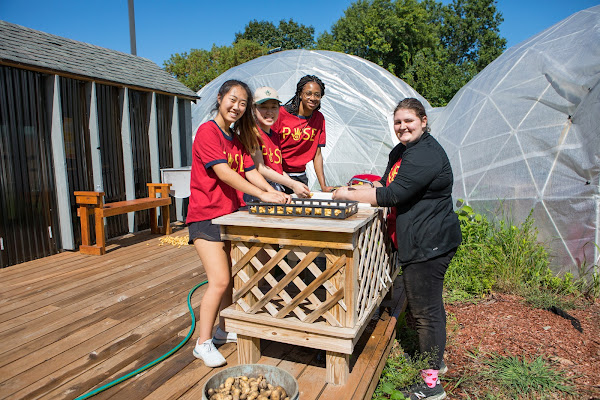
[248,198,358,219]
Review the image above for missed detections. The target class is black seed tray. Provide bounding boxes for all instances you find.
[247,198,358,219]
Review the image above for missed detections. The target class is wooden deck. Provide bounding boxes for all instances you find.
[0,224,406,400]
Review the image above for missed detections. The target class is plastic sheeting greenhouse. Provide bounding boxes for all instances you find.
[190,6,599,274]
[431,5,600,272]
[191,49,430,188]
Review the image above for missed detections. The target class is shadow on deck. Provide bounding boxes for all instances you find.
[0,225,405,400]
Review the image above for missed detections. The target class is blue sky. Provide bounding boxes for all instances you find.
[1,0,598,67]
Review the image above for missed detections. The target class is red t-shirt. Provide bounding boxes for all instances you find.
[186,120,255,223]
[259,128,284,174]
[386,158,402,249]
[272,107,326,173]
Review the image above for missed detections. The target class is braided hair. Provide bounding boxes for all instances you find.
[283,75,325,115]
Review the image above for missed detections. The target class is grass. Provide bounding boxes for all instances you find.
[372,200,599,399]
[474,354,575,399]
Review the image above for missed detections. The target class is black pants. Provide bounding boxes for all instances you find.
[402,248,456,370]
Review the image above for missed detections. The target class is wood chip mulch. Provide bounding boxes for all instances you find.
[443,293,600,399]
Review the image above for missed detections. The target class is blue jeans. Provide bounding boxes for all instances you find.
[402,248,457,370]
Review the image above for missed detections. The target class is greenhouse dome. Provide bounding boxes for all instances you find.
[191,49,430,188]
[431,5,600,273]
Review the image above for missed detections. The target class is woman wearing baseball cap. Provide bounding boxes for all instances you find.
[243,86,311,202]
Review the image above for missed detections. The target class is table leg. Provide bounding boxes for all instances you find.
[78,206,91,248]
[237,334,260,364]
[150,207,158,234]
[161,204,171,234]
[326,350,349,385]
[94,210,106,255]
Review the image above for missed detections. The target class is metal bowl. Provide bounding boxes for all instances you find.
[202,364,299,400]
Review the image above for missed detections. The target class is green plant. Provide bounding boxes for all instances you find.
[575,242,600,300]
[522,285,576,310]
[446,200,585,303]
[372,341,432,400]
[479,354,575,398]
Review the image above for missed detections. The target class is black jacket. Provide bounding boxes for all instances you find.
[375,132,462,264]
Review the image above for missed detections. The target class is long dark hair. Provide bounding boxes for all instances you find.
[213,79,261,153]
[394,98,431,133]
[283,75,325,115]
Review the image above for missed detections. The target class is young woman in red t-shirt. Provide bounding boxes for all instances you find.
[187,80,289,367]
[273,75,334,193]
[243,86,311,201]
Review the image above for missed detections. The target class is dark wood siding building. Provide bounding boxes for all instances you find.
[0,20,198,268]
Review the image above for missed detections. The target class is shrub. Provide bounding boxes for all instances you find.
[446,200,580,301]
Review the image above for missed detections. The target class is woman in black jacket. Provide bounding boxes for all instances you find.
[333,98,461,400]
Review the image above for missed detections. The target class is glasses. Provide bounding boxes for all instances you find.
[302,91,322,99]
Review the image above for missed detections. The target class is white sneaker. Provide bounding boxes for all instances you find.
[193,339,226,367]
[212,326,237,345]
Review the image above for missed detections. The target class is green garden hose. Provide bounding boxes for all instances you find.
[75,280,208,400]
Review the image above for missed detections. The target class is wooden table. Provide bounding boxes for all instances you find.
[215,207,399,385]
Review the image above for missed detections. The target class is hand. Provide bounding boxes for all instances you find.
[332,186,354,200]
[321,185,335,193]
[259,191,291,204]
[292,181,311,198]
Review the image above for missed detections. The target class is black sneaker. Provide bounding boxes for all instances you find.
[402,380,446,400]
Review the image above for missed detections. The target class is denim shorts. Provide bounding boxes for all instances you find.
[187,219,222,244]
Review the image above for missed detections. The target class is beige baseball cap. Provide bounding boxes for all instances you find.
[254,87,281,104]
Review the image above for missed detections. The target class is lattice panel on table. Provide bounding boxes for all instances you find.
[231,242,347,327]
[356,208,397,322]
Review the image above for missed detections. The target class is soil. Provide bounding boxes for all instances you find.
[443,293,600,399]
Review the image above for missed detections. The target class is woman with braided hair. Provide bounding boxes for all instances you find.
[273,75,334,192]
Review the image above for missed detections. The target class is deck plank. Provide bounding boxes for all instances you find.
[0,235,185,318]
[0,226,404,400]
[0,251,200,364]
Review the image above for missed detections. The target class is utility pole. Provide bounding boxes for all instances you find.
[128,0,137,55]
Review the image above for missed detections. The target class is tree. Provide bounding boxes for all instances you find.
[235,19,316,50]
[163,40,267,92]
[317,0,436,75]
[437,0,506,70]
[402,47,475,107]
[318,0,506,106]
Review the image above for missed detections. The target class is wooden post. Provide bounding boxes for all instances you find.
[78,205,91,247]
[328,249,346,326]
[147,183,171,234]
[160,184,171,234]
[327,248,351,385]
[326,351,350,385]
[75,191,105,255]
[94,197,106,255]
[229,233,260,363]
[237,334,261,364]
[148,183,158,234]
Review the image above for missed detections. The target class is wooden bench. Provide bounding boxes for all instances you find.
[75,183,172,255]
